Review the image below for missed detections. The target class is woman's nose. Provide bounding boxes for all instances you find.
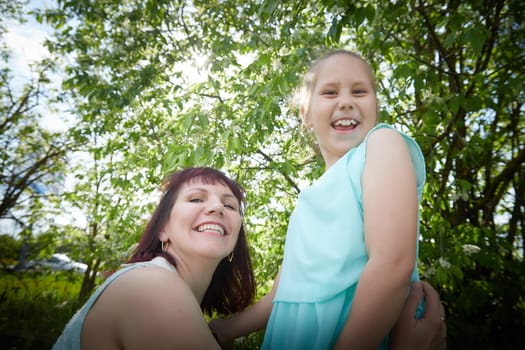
[207,201,224,215]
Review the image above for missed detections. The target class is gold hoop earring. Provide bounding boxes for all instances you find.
[227,252,234,263]
[161,241,169,252]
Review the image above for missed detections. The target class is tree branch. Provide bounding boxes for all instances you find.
[256,149,300,194]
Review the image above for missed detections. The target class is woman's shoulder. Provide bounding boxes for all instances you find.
[85,263,219,349]
[92,262,188,315]
[100,264,198,327]
[115,262,186,295]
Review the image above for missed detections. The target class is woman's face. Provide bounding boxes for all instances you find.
[160,178,242,263]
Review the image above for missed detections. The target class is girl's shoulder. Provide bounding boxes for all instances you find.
[363,124,408,156]
[365,123,422,153]
[366,123,400,140]
[364,123,426,187]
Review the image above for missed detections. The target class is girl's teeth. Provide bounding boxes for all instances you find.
[334,119,357,126]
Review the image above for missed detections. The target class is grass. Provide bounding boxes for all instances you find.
[0,269,83,350]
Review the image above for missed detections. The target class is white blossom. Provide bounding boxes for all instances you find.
[329,6,346,15]
[439,257,451,269]
[462,244,481,255]
[422,266,435,278]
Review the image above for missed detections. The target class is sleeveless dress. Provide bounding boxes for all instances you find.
[52,257,176,350]
[261,123,426,350]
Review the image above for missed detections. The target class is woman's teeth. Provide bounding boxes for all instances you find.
[197,224,225,235]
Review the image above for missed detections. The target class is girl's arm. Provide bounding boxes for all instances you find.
[209,269,281,347]
[334,128,418,350]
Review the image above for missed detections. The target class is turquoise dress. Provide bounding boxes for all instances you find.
[261,123,426,350]
[52,257,176,350]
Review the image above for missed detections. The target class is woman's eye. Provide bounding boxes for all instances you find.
[224,203,238,210]
[189,198,203,203]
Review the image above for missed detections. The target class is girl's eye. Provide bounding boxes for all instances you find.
[353,89,367,95]
[322,90,337,96]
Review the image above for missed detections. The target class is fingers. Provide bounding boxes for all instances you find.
[421,281,448,349]
[438,318,447,350]
[402,280,424,317]
[431,309,448,350]
[420,281,440,319]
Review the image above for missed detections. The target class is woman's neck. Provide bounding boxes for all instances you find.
[170,255,220,303]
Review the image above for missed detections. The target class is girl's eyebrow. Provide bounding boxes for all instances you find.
[318,79,370,86]
[317,81,339,87]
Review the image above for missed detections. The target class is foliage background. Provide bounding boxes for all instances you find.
[1,0,524,349]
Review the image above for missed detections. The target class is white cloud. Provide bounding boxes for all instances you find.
[4,2,69,133]
[6,24,49,76]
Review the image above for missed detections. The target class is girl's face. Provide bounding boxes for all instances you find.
[159,179,242,264]
[302,54,378,168]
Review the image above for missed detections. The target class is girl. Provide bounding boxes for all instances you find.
[210,50,446,350]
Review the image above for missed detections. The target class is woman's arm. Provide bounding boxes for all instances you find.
[209,269,281,348]
[334,129,419,349]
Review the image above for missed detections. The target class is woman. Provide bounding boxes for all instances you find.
[52,167,255,350]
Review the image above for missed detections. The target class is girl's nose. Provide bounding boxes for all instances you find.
[340,104,354,110]
[339,92,354,110]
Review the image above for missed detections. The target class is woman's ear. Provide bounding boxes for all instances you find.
[158,230,168,242]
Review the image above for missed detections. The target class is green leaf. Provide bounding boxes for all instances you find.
[465,27,486,56]
[327,17,343,44]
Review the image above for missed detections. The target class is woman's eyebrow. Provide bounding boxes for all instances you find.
[222,193,238,201]
[184,187,206,194]
[185,187,237,200]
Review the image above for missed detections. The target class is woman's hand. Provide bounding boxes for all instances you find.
[390,281,447,350]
